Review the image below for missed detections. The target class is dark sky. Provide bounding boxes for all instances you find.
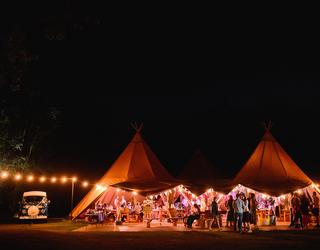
[1,2,320,182]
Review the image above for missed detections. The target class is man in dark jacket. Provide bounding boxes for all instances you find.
[208,196,221,231]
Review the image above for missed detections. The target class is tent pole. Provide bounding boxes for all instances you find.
[71,179,75,215]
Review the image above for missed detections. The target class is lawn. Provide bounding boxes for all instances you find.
[0,221,319,250]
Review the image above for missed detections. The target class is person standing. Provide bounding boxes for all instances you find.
[208,196,221,231]
[312,191,319,228]
[242,195,252,233]
[225,195,234,228]
[300,193,310,229]
[292,193,302,229]
[233,193,245,233]
[289,192,295,227]
[249,193,258,230]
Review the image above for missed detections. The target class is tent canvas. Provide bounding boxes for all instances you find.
[95,186,145,208]
[71,130,178,219]
[232,130,313,196]
[178,150,231,195]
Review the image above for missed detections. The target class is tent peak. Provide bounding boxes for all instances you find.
[262,121,274,132]
[131,122,143,133]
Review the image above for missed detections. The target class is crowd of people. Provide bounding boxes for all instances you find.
[85,189,320,231]
[185,192,258,232]
[289,191,319,229]
[185,190,320,233]
[84,200,145,224]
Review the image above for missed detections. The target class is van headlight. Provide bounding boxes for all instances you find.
[40,209,46,214]
[22,209,27,215]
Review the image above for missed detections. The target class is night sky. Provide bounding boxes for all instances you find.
[1,3,320,182]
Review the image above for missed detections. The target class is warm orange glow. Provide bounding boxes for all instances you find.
[72,177,77,182]
[40,176,46,183]
[116,188,120,192]
[82,181,88,187]
[132,191,137,196]
[95,184,107,191]
[14,174,22,181]
[51,177,57,183]
[1,172,9,179]
[61,177,67,183]
[27,175,34,182]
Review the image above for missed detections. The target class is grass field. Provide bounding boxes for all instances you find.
[0,220,319,250]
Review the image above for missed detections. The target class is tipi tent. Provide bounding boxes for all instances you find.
[71,128,178,219]
[179,150,229,194]
[233,130,313,196]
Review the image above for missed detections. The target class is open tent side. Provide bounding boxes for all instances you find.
[71,129,178,219]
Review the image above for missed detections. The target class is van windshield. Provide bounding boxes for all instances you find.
[23,196,44,204]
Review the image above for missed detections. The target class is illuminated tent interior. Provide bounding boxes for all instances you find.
[71,126,180,219]
[232,129,313,197]
[178,150,232,195]
[228,129,319,225]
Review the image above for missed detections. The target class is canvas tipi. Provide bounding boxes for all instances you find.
[233,129,313,196]
[179,150,232,195]
[71,127,178,219]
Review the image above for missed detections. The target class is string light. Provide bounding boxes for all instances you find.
[39,176,46,183]
[0,170,98,189]
[132,191,137,196]
[15,174,22,181]
[27,175,34,182]
[1,171,9,179]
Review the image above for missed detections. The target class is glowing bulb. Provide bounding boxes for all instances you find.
[132,191,137,196]
[1,172,9,179]
[72,177,77,182]
[61,177,67,183]
[15,174,22,181]
[297,189,302,194]
[96,184,101,190]
[40,176,46,183]
[27,175,34,182]
[51,177,57,183]
[82,181,88,187]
